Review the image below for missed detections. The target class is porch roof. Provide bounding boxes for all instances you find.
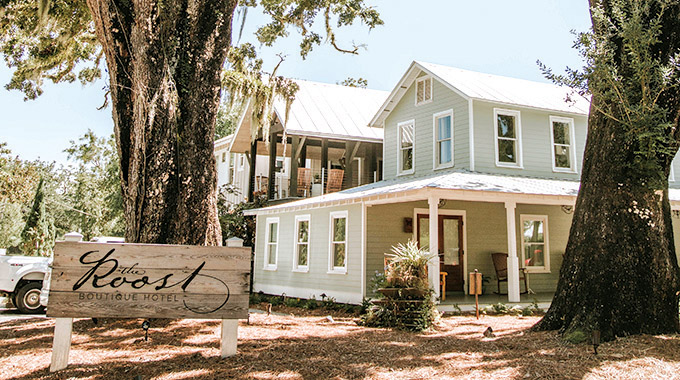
[247,171,580,215]
[246,170,680,215]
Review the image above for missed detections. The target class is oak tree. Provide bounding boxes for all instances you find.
[1,0,381,245]
[535,0,680,341]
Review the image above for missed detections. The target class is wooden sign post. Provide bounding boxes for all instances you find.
[47,241,250,372]
[469,269,483,320]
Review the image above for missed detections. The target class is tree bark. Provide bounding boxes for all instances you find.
[85,0,238,245]
[535,0,680,340]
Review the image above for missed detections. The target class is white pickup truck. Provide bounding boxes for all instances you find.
[0,253,50,314]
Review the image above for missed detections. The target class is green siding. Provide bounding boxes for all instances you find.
[383,73,470,180]
[365,200,574,296]
[253,204,364,304]
[473,100,588,179]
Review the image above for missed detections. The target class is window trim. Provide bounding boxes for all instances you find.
[493,108,523,169]
[293,214,311,273]
[519,214,550,274]
[549,116,578,173]
[415,76,433,106]
[237,154,245,172]
[432,109,455,170]
[263,217,280,271]
[397,119,416,176]
[328,210,348,274]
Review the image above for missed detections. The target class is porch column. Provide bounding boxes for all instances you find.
[321,139,329,191]
[267,132,277,200]
[428,196,440,300]
[289,136,299,197]
[505,201,521,302]
[247,139,258,203]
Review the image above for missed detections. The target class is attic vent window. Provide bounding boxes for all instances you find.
[416,77,433,105]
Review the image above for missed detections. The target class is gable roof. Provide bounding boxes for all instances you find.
[229,79,389,153]
[369,61,590,127]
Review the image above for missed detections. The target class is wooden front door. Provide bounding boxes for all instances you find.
[417,214,464,293]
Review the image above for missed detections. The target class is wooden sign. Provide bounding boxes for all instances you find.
[469,271,483,296]
[47,242,250,319]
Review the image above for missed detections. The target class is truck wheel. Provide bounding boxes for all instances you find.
[15,282,45,314]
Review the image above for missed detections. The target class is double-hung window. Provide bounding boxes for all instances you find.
[398,120,415,175]
[264,217,279,270]
[329,211,348,273]
[550,116,577,172]
[520,215,549,273]
[433,110,454,169]
[293,215,310,272]
[227,153,235,184]
[494,109,522,168]
[415,76,433,105]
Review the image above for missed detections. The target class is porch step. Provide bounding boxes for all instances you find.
[437,301,551,313]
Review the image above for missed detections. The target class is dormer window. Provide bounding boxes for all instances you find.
[494,108,523,168]
[415,77,432,105]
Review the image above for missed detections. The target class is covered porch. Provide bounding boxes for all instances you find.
[361,173,580,305]
[437,292,555,312]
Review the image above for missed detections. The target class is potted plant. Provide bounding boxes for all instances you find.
[379,240,437,299]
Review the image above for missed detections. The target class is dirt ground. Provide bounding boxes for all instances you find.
[1,311,679,380]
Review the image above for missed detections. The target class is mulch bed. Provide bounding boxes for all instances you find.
[1,312,679,380]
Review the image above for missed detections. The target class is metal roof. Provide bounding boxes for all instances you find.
[370,61,590,127]
[247,170,680,215]
[273,79,389,142]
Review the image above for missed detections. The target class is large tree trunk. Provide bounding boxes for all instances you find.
[85,0,238,245]
[535,0,680,341]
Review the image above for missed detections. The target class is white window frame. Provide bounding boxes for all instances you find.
[293,214,311,272]
[519,214,550,273]
[397,120,416,176]
[432,109,454,170]
[549,116,577,173]
[263,217,279,271]
[415,76,433,106]
[237,154,245,171]
[228,153,236,184]
[493,108,523,169]
[328,210,348,274]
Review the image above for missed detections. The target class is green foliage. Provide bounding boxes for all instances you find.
[61,130,124,240]
[217,187,268,247]
[564,329,588,344]
[338,77,368,88]
[0,0,101,100]
[491,302,510,315]
[222,43,299,144]
[369,270,388,293]
[359,291,439,332]
[384,240,437,290]
[215,101,245,140]
[539,0,680,187]
[20,178,54,256]
[248,0,383,59]
[0,203,23,248]
[521,299,543,316]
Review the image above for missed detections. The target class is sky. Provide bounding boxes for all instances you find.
[0,0,591,166]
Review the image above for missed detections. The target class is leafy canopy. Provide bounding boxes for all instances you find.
[539,0,680,186]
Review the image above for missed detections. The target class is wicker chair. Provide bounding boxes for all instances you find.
[326,169,344,193]
[491,252,528,294]
[297,168,312,197]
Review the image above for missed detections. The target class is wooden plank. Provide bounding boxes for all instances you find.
[49,269,249,294]
[52,242,251,271]
[49,318,72,372]
[47,242,251,320]
[47,292,249,319]
[221,319,238,358]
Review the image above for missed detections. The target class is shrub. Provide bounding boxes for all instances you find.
[384,240,436,290]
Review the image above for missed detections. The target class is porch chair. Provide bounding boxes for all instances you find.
[491,252,528,295]
[326,169,344,193]
[297,168,312,197]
